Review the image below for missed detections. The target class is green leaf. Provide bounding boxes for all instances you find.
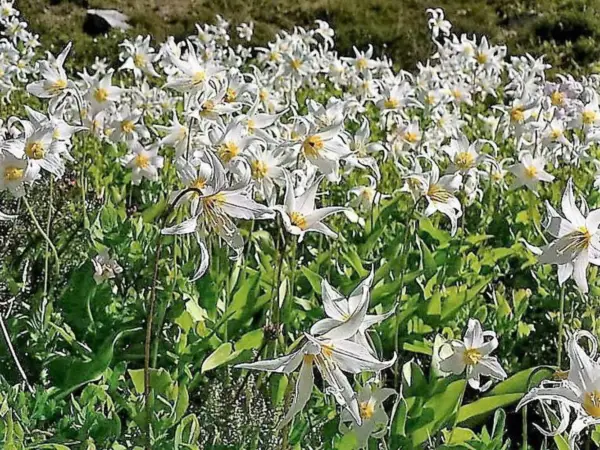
[411,379,467,445]
[48,329,137,400]
[235,329,264,351]
[128,368,174,395]
[335,432,358,449]
[457,393,522,423]
[201,343,233,373]
[489,367,554,396]
[300,267,322,293]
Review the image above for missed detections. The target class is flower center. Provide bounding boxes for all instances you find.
[290,58,303,71]
[584,390,600,418]
[302,135,324,158]
[121,120,135,133]
[134,154,150,169]
[94,87,109,103]
[251,160,268,180]
[510,106,525,123]
[321,343,334,358]
[356,58,368,70]
[476,52,488,64]
[203,193,226,210]
[524,165,538,179]
[192,70,206,85]
[463,348,483,366]
[191,177,207,190]
[359,401,375,420]
[583,110,597,125]
[218,142,240,163]
[550,128,563,140]
[133,53,146,68]
[225,88,237,102]
[550,91,565,106]
[289,211,308,230]
[25,141,45,160]
[455,151,475,170]
[50,79,67,93]
[4,166,23,181]
[384,98,399,109]
[403,131,419,144]
[427,184,453,203]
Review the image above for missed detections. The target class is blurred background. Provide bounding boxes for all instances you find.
[19,0,600,76]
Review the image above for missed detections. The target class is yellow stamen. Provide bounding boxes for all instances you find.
[321,343,334,358]
[134,154,150,169]
[191,177,207,190]
[403,131,419,144]
[218,142,240,163]
[455,151,475,170]
[4,166,23,181]
[384,98,399,109]
[93,87,109,103]
[510,106,525,123]
[251,160,268,180]
[192,70,206,85]
[584,390,600,418]
[133,53,146,68]
[550,91,565,107]
[302,135,324,158]
[50,79,67,93]
[25,142,45,160]
[359,401,375,420]
[289,211,308,230]
[121,120,135,134]
[427,184,453,203]
[463,348,483,366]
[524,165,538,179]
[583,110,597,125]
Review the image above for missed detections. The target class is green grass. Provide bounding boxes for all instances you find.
[19,0,600,74]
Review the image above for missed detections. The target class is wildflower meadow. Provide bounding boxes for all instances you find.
[2,2,600,449]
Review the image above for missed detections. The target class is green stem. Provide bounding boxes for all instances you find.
[522,405,528,450]
[43,178,53,299]
[557,285,566,368]
[393,199,420,388]
[23,196,60,275]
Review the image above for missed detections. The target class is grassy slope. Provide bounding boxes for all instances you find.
[17,0,600,74]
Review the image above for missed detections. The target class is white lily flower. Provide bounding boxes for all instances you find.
[274,174,348,241]
[518,331,600,449]
[92,249,123,284]
[311,271,396,355]
[120,140,164,185]
[538,179,600,293]
[339,382,397,449]
[235,309,396,428]
[440,318,507,391]
[508,151,554,193]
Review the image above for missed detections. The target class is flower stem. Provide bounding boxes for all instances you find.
[23,196,60,275]
[43,178,53,299]
[393,199,419,389]
[557,285,566,368]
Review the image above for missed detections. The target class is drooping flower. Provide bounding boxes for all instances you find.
[517,331,600,449]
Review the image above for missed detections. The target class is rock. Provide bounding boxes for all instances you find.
[84,9,131,35]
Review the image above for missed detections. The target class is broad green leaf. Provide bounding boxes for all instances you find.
[201,343,233,373]
[411,379,467,445]
[457,393,522,423]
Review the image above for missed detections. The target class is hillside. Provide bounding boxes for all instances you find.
[19,0,600,74]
